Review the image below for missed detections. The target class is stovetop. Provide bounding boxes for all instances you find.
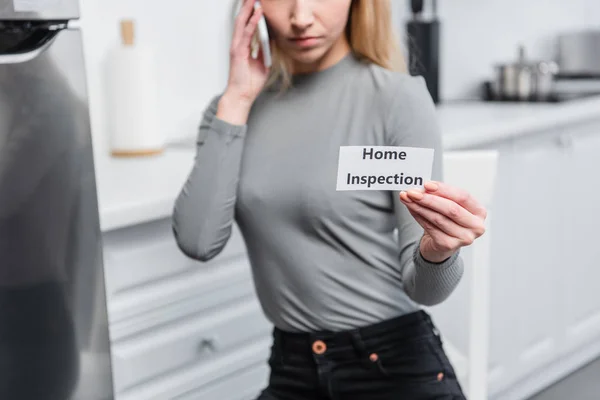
[481,77,600,104]
[483,91,600,103]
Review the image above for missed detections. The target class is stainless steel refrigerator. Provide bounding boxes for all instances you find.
[0,0,114,399]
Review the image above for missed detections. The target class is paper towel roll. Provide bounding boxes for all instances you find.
[106,20,164,157]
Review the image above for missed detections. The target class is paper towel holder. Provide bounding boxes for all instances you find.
[120,19,135,47]
[108,18,165,158]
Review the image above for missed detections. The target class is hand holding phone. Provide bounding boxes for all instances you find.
[223,0,272,111]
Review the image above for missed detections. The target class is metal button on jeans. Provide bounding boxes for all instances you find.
[312,340,327,355]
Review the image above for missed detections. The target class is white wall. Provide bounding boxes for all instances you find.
[393,0,600,100]
[79,0,238,158]
[79,0,600,156]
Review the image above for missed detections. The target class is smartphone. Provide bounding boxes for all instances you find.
[235,0,272,68]
[252,1,272,68]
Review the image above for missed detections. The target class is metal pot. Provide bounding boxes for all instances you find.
[492,46,530,100]
[491,45,559,101]
[533,60,559,100]
[493,65,532,101]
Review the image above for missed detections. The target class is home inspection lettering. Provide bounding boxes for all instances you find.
[346,172,423,187]
[361,147,407,160]
[336,146,435,191]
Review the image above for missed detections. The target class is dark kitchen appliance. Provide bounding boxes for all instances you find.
[556,30,600,78]
[0,0,114,399]
[406,0,441,103]
[483,89,600,103]
[482,79,600,103]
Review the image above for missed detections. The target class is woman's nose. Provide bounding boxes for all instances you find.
[290,0,315,29]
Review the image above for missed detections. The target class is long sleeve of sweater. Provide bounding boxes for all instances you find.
[172,95,247,261]
[388,77,465,306]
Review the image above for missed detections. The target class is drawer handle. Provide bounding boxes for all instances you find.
[197,337,218,354]
[556,134,573,149]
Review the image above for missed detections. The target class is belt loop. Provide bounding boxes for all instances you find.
[422,311,442,344]
[349,330,371,368]
[349,330,366,355]
[421,309,432,327]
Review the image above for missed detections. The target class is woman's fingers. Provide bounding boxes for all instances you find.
[406,207,463,255]
[405,189,485,236]
[401,192,448,241]
[402,195,477,247]
[409,210,437,235]
[251,45,269,73]
[423,181,488,220]
[232,0,257,49]
[239,5,264,54]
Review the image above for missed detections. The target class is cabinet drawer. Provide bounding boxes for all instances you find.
[111,298,272,393]
[102,218,247,302]
[108,271,258,341]
[104,219,252,329]
[118,336,272,400]
[173,363,269,400]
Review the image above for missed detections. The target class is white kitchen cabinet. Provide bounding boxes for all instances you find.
[561,125,600,356]
[439,119,600,400]
[116,338,271,400]
[432,129,569,396]
[102,219,273,400]
[497,130,567,389]
[484,138,525,392]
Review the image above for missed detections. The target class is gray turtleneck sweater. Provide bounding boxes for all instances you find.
[172,52,463,333]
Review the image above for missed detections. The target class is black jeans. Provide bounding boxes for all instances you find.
[256,310,466,400]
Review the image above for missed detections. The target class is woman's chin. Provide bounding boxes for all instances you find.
[285,47,329,69]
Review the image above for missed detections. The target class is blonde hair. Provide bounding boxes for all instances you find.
[266,0,407,91]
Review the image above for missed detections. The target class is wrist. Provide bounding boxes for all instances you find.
[419,239,455,264]
[216,90,253,125]
[420,250,453,264]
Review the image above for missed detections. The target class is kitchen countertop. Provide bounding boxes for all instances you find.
[439,94,600,150]
[96,148,195,232]
[96,94,600,232]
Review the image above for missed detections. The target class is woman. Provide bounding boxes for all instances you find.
[173,0,487,398]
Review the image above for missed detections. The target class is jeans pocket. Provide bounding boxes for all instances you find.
[421,339,467,397]
[372,336,448,384]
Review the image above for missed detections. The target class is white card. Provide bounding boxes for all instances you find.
[336,146,434,191]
